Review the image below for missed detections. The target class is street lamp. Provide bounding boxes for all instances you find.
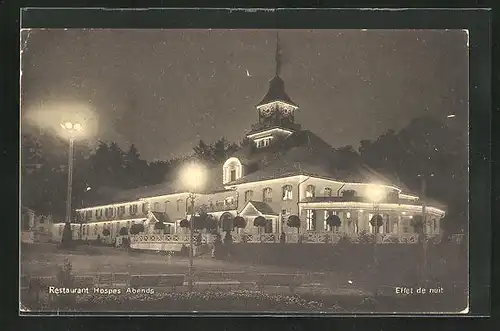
[60,122,83,227]
[180,162,206,291]
[417,172,434,280]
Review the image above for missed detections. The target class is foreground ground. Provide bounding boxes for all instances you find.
[20,243,468,313]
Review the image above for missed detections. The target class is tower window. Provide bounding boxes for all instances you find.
[230,169,236,182]
[256,137,272,148]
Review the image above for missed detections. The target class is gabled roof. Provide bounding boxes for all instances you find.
[256,75,298,108]
[150,211,174,224]
[241,201,279,216]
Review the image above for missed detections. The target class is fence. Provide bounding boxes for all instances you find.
[128,232,463,245]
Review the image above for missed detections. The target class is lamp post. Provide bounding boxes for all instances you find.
[60,122,83,229]
[181,162,206,292]
[417,173,434,280]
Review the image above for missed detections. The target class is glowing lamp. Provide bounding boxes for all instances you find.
[181,162,207,192]
[367,185,384,203]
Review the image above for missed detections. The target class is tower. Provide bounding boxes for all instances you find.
[246,32,300,148]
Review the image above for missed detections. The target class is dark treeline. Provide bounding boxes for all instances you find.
[21,116,467,233]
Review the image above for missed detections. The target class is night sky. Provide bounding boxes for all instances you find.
[20,29,468,161]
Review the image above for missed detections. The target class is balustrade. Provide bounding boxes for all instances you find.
[128,232,446,245]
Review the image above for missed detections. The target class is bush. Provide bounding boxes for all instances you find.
[154,222,165,231]
[119,227,128,236]
[358,230,375,244]
[326,215,341,231]
[179,219,189,229]
[233,216,246,230]
[60,222,73,248]
[286,215,301,233]
[369,214,384,228]
[102,228,110,237]
[55,258,76,307]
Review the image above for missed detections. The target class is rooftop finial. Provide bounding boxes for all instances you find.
[275,31,281,76]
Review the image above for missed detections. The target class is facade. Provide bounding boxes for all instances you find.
[51,66,446,245]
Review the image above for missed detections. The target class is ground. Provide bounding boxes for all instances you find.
[21,243,365,291]
[20,243,467,313]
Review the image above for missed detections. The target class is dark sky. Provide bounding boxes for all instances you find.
[20,29,468,161]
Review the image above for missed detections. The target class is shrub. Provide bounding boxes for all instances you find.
[286,215,301,233]
[179,219,189,228]
[55,258,76,307]
[253,216,267,227]
[60,222,73,248]
[233,216,246,230]
[369,214,384,228]
[102,228,110,237]
[326,214,341,231]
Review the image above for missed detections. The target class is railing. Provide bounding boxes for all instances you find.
[129,232,445,245]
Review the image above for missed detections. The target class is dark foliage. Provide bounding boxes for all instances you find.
[326,214,341,230]
[233,216,246,229]
[179,219,189,228]
[253,216,267,227]
[369,214,384,228]
[286,215,301,233]
[102,228,110,236]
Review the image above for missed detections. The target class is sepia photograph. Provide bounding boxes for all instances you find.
[20,26,469,314]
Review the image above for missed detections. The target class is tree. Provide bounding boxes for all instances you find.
[233,216,246,233]
[119,227,128,236]
[326,214,341,232]
[102,228,110,237]
[253,216,267,234]
[60,222,73,248]
[193,140,213,162]
[286,215,301,234]
[129,223,145,235]
[179,219,189,229]
[220,212,234,232]
[369,214,384,231]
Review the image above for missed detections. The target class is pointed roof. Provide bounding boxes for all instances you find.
[149,211,174,224]
[240,201,279,216]
[256,75,298,108]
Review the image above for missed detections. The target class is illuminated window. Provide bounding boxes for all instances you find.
[256,137,272,148]
[282,185,293,200]
[346,212,351,219]
[306,210,316,231]
[129,204,138,215]
[263,187,273,203]
[164,201,170,212]
[306,185,316,198]
[244,190,253,203]
[324,187,332,197]
[230,169,236,181]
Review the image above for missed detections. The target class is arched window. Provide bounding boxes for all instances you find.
[306,185,316,198]
[324,187,332,197]
[282,185,293,200]
[244,190,253,203]
[223,157,243,184]
[263,187,272,203]
[177,199,183,212]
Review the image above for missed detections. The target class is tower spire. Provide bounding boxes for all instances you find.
[275,31,281,76]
